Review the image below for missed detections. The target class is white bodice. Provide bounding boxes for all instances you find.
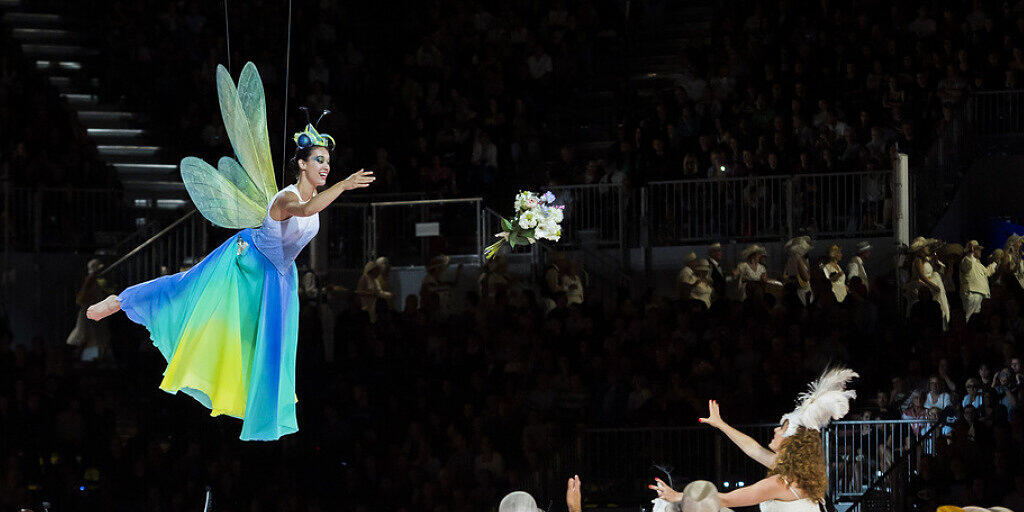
[252,184,320,275]
[759,499,821,512]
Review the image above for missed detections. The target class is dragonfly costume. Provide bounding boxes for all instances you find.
[118,62,331,441]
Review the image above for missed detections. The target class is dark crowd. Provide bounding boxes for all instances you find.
[3,233,1024,511]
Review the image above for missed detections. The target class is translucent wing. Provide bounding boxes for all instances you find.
[181,156,267,229]
[217,63,277,206]
[235,62,277,201]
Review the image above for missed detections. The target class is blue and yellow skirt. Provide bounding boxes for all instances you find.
[118,228,299,441]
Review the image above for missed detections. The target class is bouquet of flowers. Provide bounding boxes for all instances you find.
[485,191,564,259]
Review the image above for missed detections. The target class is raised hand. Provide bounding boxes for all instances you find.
[698,399,725,429]
[648,477,683,502]
[342,169,375,190]
[566,475,582,512]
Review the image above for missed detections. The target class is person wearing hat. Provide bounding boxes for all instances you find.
[909,236,950,329]
[374,256,394,309]
[823,245,848,303]
[422,254,463,316]
[734,244,767,302]
[783,237,813,305]
[356,259,392,323]
[690,259,714,308]
[707,242,729,301]
[677,252,700,300]
[846,241,871,291]
[960,240,998,323]
[1005,233,1024,294]
[67,258,114,361]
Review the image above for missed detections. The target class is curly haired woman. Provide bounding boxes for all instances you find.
[650,369,857,511]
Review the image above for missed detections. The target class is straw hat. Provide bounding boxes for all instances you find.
[708,242,722,250]
[86,258,104,274]
[498,491,543,512]
[741,244,765,259]
[785,236,812,256]
[910,236,934,254]
[427,254,450,271]
[677,481,735,512]
[856,241,872,254]
[965,240,983,251]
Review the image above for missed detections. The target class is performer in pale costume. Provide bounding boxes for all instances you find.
[689,259,714,308]
[649,368,858,512]
[1004,234,1024,293]
[677,252,700,300]
[960,240,997,323]
[85,63,375,440]
[822,245,847,303]
[846,241,871,291]
[734,244,767,302]
[908,236,950,330]
[782,236,812,305]
[67,259,113,361]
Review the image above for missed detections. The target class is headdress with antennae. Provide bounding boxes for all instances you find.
[779,367,858,437]
[293,106,336,150]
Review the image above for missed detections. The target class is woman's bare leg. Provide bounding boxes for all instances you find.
[86,295,121,321]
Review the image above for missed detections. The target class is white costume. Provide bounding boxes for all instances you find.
[917,259,951,329]
[736,262,766,301]
[960,248,997,322]
[783,237,813,305]
[823,261,847,303]
[846,255,868,290]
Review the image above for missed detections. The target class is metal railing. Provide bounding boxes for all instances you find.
[109,210,209,285]
[967,89,1024,136]
[367,197,484,266]
[641,171,894,245]
[548,183,627,247]
[2,186,129,252]
[646,176,789,243]
[825,419,936,500]
[578,419,935,504]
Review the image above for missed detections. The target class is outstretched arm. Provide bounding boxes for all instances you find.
[699,400,777,468]
[718,476,793,508]
[271,170,374,220]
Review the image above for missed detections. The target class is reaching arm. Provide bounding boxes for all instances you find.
[271,170,374,220]
[699,400,777,468]
[718,476,793,508]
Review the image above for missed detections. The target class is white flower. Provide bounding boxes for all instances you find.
[518,210,538,229]
[548,207,563,223]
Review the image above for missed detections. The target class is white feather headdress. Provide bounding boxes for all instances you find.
[779,367,858,437]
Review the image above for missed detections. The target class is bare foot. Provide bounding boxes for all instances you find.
[86,295,121,321]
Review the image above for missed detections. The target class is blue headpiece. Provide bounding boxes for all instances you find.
[293,107,335,150]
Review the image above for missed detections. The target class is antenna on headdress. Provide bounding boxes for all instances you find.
[298,105,311,125]
[315,109,331,127]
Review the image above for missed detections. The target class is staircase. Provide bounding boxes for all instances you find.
[2,0,187,211]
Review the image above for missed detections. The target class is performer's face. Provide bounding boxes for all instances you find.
[769,421,788,451]
[300,146,331,187]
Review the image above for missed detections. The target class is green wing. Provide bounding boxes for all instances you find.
[217,62,278,206]
[180,62,278,228]
[181,157,267,229]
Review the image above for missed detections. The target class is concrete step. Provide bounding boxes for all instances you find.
[35,59,83,71]
[76,110,136,124]
[21,44,98,58]
[61,92,99,106]
[10,27,77,41]
[3,12,62,25]
[97,145,162,158]
[112,162,178,175]
[87,128,148,139]
[48,75,100,91]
